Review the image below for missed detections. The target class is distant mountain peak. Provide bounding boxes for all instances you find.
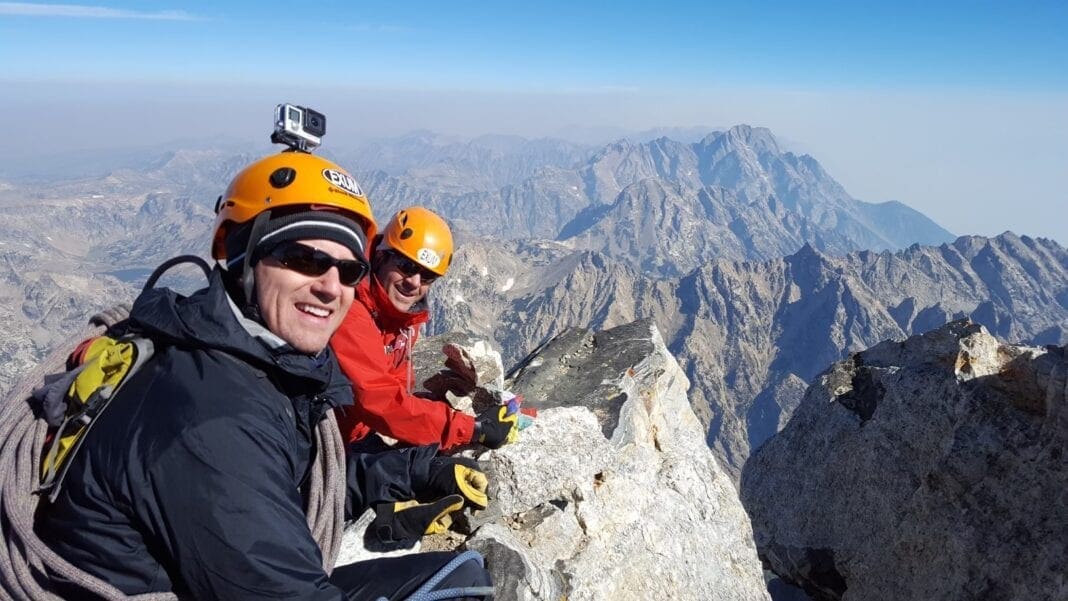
[604,138,637,153]
[721,124,782,155]
[785,241,828,267]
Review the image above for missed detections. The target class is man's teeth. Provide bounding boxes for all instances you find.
[297,303,330,318]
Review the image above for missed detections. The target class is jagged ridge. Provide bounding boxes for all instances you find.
[433,233,1068,478]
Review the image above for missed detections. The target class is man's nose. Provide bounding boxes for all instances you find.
[312,266,344,298]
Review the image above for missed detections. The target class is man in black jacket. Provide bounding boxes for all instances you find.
[35,150,492,600]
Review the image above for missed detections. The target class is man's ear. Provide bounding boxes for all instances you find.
[224,268,262,320]
[242,264,259,309]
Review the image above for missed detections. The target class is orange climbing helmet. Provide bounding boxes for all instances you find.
[211,151,377,261]
[378,206,454,276]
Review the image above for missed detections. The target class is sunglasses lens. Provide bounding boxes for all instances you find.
[275,245,327,276]
[393,256,417,276]
[336,262,368,286]
[270,243,367,287]
[392,254,438,283]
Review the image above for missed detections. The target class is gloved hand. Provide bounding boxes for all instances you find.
[373,495,465,546]
[426,457,488,509]
[502,391,538,431]
[475,405,519,449]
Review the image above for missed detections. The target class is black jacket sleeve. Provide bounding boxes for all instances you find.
[344,444,438,519]
[133,394,345,601]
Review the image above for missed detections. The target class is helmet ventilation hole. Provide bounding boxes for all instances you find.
[269,167,297,189]
[399,228,414,240]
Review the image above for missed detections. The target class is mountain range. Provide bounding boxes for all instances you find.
[430,233,1067,475]
[1,125,1064,479]
[356,125,954,275]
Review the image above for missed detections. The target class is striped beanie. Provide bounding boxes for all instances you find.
[224,209,368,272]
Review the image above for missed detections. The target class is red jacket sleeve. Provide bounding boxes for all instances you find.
[331,302,476,451]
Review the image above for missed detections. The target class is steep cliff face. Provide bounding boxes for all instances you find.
[740,321,1068,601]
[345,320,771,601]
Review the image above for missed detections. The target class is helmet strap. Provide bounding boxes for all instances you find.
[241,210,272,310]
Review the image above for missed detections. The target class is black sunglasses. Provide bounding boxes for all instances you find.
[389,253,439,284]
[266,242,369,287]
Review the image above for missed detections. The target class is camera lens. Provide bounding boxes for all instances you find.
[303,109,326,136]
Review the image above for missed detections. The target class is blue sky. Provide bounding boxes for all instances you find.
[3,1,1065,89]
[1,1,1066,242]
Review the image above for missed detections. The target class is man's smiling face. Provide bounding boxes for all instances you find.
[254,238,355,354]
[375,251,434,313]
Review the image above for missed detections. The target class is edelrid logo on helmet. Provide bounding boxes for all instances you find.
[322,168,363,198]
[416,248,442,268]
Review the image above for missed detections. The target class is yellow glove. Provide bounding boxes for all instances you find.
[475,405,519,449]
[427,457,489,509]
[373,495,465,545]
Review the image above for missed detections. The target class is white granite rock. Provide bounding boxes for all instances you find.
[338,320,770,600]
[471,320,770,600]
[741,320,1068,601]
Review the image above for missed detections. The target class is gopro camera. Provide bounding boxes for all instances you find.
[272,103,326,151]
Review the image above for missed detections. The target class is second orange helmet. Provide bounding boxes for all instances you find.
[379,207,454,276]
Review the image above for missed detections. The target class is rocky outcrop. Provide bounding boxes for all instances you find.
[740,320,1068,601]
[344,320,771,600]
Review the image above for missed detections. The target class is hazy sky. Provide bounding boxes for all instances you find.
[1,0,1065,243]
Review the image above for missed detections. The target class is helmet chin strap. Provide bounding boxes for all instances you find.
[240,210,273,314]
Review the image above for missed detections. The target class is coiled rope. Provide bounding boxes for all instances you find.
[378,551,495,601]
[0,307,346,600]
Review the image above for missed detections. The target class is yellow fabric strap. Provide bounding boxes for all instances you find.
[69,338,135,403]
[43,338,138,476]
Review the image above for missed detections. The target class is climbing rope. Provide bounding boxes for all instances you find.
[377,550,495,601]
[0,307,346,599]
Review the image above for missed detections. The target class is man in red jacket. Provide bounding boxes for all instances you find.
[332,207,517,452]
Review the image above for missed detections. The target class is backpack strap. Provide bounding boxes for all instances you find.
[38,336,155,502]
[142,254,212,292]
[37,254,213,503]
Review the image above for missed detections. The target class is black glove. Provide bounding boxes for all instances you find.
[373,495,465,547]
[475,405,518,449]
[426,457,489,509]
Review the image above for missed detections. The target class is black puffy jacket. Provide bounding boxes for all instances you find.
[36,269,437,600]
